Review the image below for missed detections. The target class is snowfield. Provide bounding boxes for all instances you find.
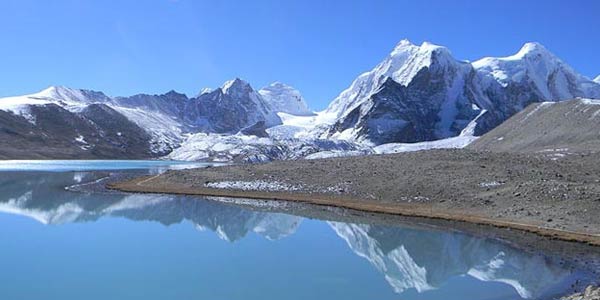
[168,130,479,162]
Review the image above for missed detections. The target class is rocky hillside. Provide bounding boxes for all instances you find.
[469,98,600,153]
[0,103,154,159]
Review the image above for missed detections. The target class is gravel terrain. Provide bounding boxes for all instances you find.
[470,99,600,154]
[110,149,600,245]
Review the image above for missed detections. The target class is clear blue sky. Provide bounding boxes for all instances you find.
[1,0,599,110]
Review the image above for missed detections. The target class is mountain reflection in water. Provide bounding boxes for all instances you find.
[0,171,594,300]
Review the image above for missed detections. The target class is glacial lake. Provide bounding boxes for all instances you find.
[0,160,597,300]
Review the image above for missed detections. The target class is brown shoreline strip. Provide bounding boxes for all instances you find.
[108,175,600,247]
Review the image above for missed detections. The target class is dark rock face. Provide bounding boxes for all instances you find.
[239,121,269,137]
[80,104,156,157]
[189,79,280,133]
[329,51,481,144]
[113,91,188,119]
[111,79,280,135]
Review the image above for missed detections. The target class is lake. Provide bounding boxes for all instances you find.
[0,160,596,300]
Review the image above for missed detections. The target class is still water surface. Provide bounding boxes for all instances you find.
[0,161,596,300]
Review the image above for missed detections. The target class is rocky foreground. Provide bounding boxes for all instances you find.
[110,149,600,245]
[562,286,600,300]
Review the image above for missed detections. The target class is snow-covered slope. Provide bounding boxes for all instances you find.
[323,40,482,145]
[321,40,600,146]
[594,75,600,83]
[168,132,371,163]
[0,86,107,123]
[473,42,600,100]
[325,39,422,118]
[259,82,313,116]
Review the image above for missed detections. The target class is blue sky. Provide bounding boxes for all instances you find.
[1,0,599,110]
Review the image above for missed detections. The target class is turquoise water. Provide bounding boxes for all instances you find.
[0,160,216,172]
[0,161,596,300]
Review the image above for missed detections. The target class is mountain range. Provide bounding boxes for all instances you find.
[0,40,598,160]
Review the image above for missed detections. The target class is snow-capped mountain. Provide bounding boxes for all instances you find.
[470,42,600,134]
[1,39,599,160]
[594,75,600,83]
[189,78,282,133]
[0,79,291,159]
[0,87,159,159]
[258,82,313,116]
[322,41,482,145]
[321,40,600,145]
[0,86,109,120]
[473,42,600,99]
[0,86,191,157]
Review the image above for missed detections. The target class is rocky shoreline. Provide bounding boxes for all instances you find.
[108,149,600,246]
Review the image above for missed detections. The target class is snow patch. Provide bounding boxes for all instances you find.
[75,135,87,144]
[304,150,371,160]
[521,102,554,122]
[580,98,600,105]
[479,181,503,188]
[205,180,304,192]
[374,136,478,154]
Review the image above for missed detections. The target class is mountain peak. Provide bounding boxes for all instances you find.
[390,39,418,57]
[258,82,312,116]
[473,42,556,68]
[266,81,287,87]
[33,86,110,103]
[221,78,252,95]
[396,38,414,47]
[198,87,214,96]
[594,75,600,83]
[513,42,553,59]
[419,41,455,65]
[37,85,76,97]
[164,90,186,98]
[262,81,296,91]
[420,41,446,52]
